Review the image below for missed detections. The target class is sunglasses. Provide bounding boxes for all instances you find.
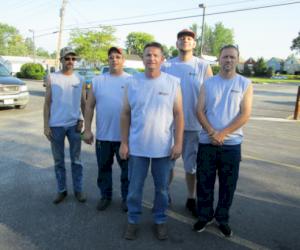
[64,57,76,61]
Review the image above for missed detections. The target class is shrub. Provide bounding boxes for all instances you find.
[19,63,45,80]
[254,58,268,77]
[211,65,220,75]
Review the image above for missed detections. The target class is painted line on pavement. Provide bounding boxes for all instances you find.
[250,116,300,122]
[243,154,300,171]
[142,200,270,250]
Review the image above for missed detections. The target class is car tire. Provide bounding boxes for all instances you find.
[15,105,26,109]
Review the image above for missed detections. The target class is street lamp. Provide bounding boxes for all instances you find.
[28,29,36,62]
[198,3,206,57]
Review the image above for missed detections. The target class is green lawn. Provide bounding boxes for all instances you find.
[249,77,300,84]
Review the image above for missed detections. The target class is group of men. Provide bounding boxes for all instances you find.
[43,28,253,241]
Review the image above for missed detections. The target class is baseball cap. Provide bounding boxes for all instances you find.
[108,47,123,56]
[60,46,77,58]
[177,29,196,39]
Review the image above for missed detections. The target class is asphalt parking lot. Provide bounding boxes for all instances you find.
[0,80,299,250]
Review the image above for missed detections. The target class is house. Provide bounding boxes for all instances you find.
[124,54,144,69]
[0,56,56,75]
[267,57,284,73]
[201,54,218,65]
[283,55,300,75]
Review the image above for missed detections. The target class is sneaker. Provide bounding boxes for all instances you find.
[74,192,86,203]
[218,224,233,237]
[121,200,128,212]
[96,198,111,211]
[185,198,198,217]
[154,223,168,240]
[53,191,67,204]
[124,223,138,240]
[193,219,211,232]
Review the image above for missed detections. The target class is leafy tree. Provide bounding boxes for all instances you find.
[254,57,268,76]
[125,32,154,57]
[161,44,170,59]
[169,46,178,58]
[291,31,300,54]
[69,26,116,65]
[0,23,28,56]
[190,22,234,56]
[36,47,50,58]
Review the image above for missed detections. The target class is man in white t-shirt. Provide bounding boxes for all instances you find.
[120,42,184,240]
[161,29,213,217]
[83,47,130,212]
[43,46,86,204]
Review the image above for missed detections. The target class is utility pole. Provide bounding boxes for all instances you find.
[199,3,206,57]
[28,29,36,62]
[55,0,68,69]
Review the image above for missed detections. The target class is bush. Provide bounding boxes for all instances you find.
[211,65,220,75]
[18,63,45,80]
[254,58,268,77]
[266,67,274,78]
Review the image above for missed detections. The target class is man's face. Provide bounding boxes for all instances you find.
[108,51,124,71]
[219,48,239,73]
[176,35,196,52]
[61,53,76,70]
[143,46,164,71]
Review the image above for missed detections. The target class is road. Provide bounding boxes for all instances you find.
[0,80,299,250]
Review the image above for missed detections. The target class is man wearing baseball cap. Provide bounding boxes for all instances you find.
[44,46,87,204]
[161,29,213,217]
[83,46,130,212]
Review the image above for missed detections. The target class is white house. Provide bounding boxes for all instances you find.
[283,55,300,74]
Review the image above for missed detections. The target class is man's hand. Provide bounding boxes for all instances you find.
[170,143,182,160]
[44,126,52,141]
[210,131,226,145]
[119,142,129,160]
[82,130,94,144]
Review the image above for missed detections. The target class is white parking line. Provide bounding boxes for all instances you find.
[250,116,300,122]
[243,154,300,171]
[142,201,270,250]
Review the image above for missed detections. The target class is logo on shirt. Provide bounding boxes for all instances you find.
[231,89,240,93]
[189,72,196,76]
[72,83,80,88]
[158,91,169,96]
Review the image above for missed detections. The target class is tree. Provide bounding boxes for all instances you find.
[169,46,178,58]
[69,26,116,65]
[125,32,154,57]
[190,22,234,56]
[36,47,50,58]
[254,57,268,76]
[0,23,29,56]
[291,31,300,54]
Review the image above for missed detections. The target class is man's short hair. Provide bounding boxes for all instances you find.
[220,44,240,57]
[143,42,164,54]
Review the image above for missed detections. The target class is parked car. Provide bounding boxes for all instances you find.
[0,63,29,109]
[74,68,98,89]
[99,65,139,75]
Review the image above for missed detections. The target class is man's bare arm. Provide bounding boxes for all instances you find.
[171,86,184,160]
[43,75,52,140]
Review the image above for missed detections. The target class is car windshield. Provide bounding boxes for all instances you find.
[0,64,10,76]
[124,67,139,75]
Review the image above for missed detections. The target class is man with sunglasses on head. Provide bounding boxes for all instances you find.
[83,47,130,212]
[44,46,86,204]
[161,29,213,217]
[194,45,253,237]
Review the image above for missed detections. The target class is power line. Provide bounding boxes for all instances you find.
[35,0,275,33]
[66,1,300,30]
[34,1,300,38]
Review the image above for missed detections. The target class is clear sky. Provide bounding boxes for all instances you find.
[1,0,299,60]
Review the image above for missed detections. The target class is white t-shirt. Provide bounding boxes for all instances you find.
[49,72,83,127]
[161,56,209,131]
[127,72,180,158]
[92,72,130,141]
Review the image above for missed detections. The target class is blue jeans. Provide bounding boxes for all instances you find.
[95,140,129,201]
[50,125,83,193]
[127,156,172,224]
[196,143,241,224]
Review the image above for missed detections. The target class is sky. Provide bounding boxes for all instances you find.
[1,0,299,60]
